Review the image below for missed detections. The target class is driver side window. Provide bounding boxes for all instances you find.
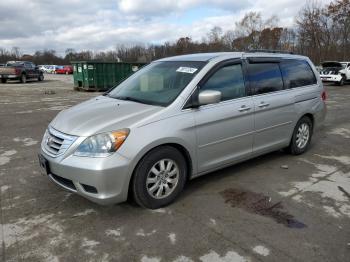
[201,64,246,102]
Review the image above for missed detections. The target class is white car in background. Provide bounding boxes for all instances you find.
[320,61,350,86]
[39,65,53,73]
[39,65,48,72]
[47,65,58,74]
[40,65,58,74]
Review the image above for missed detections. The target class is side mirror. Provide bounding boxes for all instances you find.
[198,90,221,106]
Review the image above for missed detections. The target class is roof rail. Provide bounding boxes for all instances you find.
[246,49,294,55]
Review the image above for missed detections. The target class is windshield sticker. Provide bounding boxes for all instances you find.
[176,67,198,74]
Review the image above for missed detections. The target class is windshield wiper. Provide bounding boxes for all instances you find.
[113,96,145,104]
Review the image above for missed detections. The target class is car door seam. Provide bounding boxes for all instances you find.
[198,131,255,148]
[254,121,293,133]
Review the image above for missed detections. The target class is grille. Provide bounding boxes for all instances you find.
[42,127,77,157]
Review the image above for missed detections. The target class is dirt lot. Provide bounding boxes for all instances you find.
[0,74,349,262]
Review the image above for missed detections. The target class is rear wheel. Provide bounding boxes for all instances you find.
[1,78,7,83]
[287,116,313,155]
[38,74,44,81]
[132,146,187,209]
[20,74,27,83]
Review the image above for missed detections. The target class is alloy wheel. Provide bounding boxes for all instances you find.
[146,159,179,199]
[296,123,310,149]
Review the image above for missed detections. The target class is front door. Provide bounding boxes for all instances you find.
[193,62,254,173]
[25,62,35,78]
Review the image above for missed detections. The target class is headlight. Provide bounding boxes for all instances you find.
[74,129,129,157]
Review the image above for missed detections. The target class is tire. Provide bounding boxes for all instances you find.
[20,74,27,83]
[132,146,188,209]
[1,78,7,83]
[38,74,44,81]
[338,77,344,86]
[287,116,313,155]
[65,71,69,75]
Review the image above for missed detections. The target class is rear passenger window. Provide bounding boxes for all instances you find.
[201,64,246,102]
[280,60,317,88]
[247,63,283,95]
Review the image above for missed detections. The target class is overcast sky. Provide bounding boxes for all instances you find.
[0,0,333,55]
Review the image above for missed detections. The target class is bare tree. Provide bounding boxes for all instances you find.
[0,0,348,66]
[328,0,350,60]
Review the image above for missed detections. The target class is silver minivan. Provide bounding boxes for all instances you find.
[39,52,327,209]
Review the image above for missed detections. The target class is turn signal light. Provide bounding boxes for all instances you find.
[111,129,129,150]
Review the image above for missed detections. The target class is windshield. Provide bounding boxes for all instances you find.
[108,61,205,107]
[6,62,24,67]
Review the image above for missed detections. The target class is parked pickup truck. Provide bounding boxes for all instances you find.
[0,61,44,83]
[320,61,350,86]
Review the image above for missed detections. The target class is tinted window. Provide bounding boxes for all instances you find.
[25,62,34,69]
[201,64,246,101]
[247,63,283,95]
[280,60,317,88]
[6,62,24,67]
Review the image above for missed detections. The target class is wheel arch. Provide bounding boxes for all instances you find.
[288,113,314,144]
[127,141,194,200]
[302,113,314,131]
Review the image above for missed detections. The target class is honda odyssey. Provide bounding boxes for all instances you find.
[39,52,326,209]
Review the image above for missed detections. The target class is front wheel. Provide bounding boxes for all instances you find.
[1,78,7,83]
[38,74,44,81]
[287,116,313,155]
[338,76,345,86]
[20,74,27,83]
[132,146,187,209]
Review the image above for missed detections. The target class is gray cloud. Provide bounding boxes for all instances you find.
[0,0,333,55]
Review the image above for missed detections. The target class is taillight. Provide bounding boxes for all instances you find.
[321,91,327,101]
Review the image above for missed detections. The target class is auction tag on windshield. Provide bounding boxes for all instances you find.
[176,67,198,74]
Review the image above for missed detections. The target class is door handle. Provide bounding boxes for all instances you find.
[238,105,251,112]
[258,102,270,108]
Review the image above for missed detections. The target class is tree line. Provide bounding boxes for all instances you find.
[0,0,349,66]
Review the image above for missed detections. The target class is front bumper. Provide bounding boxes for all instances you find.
[320,75,342,83]
[40,149,133,205]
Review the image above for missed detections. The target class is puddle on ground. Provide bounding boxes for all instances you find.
[221,188,306,229]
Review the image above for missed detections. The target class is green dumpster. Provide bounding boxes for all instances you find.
[71,61,146,91]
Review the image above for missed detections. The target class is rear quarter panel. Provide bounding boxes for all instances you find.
[0,67,17,75]
[293,58,326,132]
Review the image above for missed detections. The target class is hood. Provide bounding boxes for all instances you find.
[50,96,163,136]
[321,61,342,68]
